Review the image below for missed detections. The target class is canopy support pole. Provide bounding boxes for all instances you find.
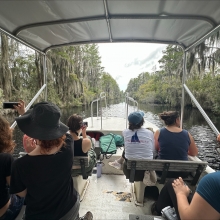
[0,27,45,55]
[180,51,187,128]
[185,24,220,52]
[43,55,47,101]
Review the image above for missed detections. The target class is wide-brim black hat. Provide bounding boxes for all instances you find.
[16,102,69,140]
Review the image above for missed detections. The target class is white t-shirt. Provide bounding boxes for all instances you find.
[123,128,154,160]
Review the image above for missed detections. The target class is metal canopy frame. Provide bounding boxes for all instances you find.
[0,1,220,54]
[0,0,219,135]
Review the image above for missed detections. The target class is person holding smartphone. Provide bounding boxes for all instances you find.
[0,101,25,220]
[67,114,96,176]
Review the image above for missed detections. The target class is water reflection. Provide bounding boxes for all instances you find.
[5,100,220,170]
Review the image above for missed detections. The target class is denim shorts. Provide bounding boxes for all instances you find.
[0,195,24,220]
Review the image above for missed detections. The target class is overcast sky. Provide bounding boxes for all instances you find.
[98,43,167,91]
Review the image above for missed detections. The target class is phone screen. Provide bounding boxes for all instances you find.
[83,122,88,126]
[3,102,19,109]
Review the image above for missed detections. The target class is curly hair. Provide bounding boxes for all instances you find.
[67,114,83,132]
[0,116,16,153]
[129,118,144,131]
[39,134,66,153]
[159,111,180,126]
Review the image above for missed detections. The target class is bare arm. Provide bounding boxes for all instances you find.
[16,189,27,198]
[6,176,10,185]
[81,124,91,153]
[217,134,220,142]
[173,178,220,220]
[154,130,160,151]
[82,138,92,153]
[188,132,198,156]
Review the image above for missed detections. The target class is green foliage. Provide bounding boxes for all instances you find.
[0,36,120,108]
[126,42,220,113]
[100,72,122,100]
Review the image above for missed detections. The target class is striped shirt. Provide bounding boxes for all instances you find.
[123,128,154,160]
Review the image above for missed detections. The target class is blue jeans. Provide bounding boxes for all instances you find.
[0,195,24,220]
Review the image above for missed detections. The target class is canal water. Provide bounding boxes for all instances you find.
[6,100,220,171]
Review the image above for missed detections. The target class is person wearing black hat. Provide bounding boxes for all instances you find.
[10,102,80,220]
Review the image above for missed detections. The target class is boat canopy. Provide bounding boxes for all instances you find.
[0,0,220,53]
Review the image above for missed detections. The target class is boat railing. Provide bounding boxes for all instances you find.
[90,92,108,128]
[125,92,139,128]
[10,84,47,129]
[183,84,219,136]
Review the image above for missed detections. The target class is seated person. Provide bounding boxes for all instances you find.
[11,101,81,220]
[67,114,96,176]
[154,111,198,178]
[154,111,198,160]
[151,174,220,220]
[0,111,24,220]
[110,111,155,181]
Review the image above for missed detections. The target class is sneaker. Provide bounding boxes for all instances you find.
[79,211,93,220]
[151,202,160,215]
[108,160,122,170]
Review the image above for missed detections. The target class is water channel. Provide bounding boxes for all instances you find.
[6,100,220,171]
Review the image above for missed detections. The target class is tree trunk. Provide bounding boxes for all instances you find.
[0,33,14,100]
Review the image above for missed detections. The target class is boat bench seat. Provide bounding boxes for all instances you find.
[72,156,89,179]
[72,156,90,201]
[126,159,208,206]
[127,159,208,185]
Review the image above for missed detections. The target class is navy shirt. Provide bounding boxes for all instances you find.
[158,128,190,160]
[196,172,220,213]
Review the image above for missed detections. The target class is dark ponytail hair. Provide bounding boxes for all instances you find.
[159,111,180,126]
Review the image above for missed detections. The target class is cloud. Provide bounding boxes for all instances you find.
[124,46,165,68]
[98,43,167,91]
[115,75,122,80]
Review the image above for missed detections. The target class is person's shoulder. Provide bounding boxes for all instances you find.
[83,138,92,144]
[12,155,27,167]
[65,133,73,144]
[0,153,14,163]
[0,152,13,159]
[198,172,220,188]
[202,171,220,181]
[123,128,130,133]
[140,127,152,133]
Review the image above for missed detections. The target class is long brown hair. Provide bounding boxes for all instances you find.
[0,116,16,153]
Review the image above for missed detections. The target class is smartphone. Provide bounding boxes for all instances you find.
[3,102,19,109]
[83,121,88,126]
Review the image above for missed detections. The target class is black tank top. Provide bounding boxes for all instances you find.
[74,138,88,156]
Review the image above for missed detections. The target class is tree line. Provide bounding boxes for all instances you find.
[126,32,220,114]
[0,33,122,109]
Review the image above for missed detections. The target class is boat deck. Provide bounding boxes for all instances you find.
[84,117,158,135]
[79,174,155,220]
